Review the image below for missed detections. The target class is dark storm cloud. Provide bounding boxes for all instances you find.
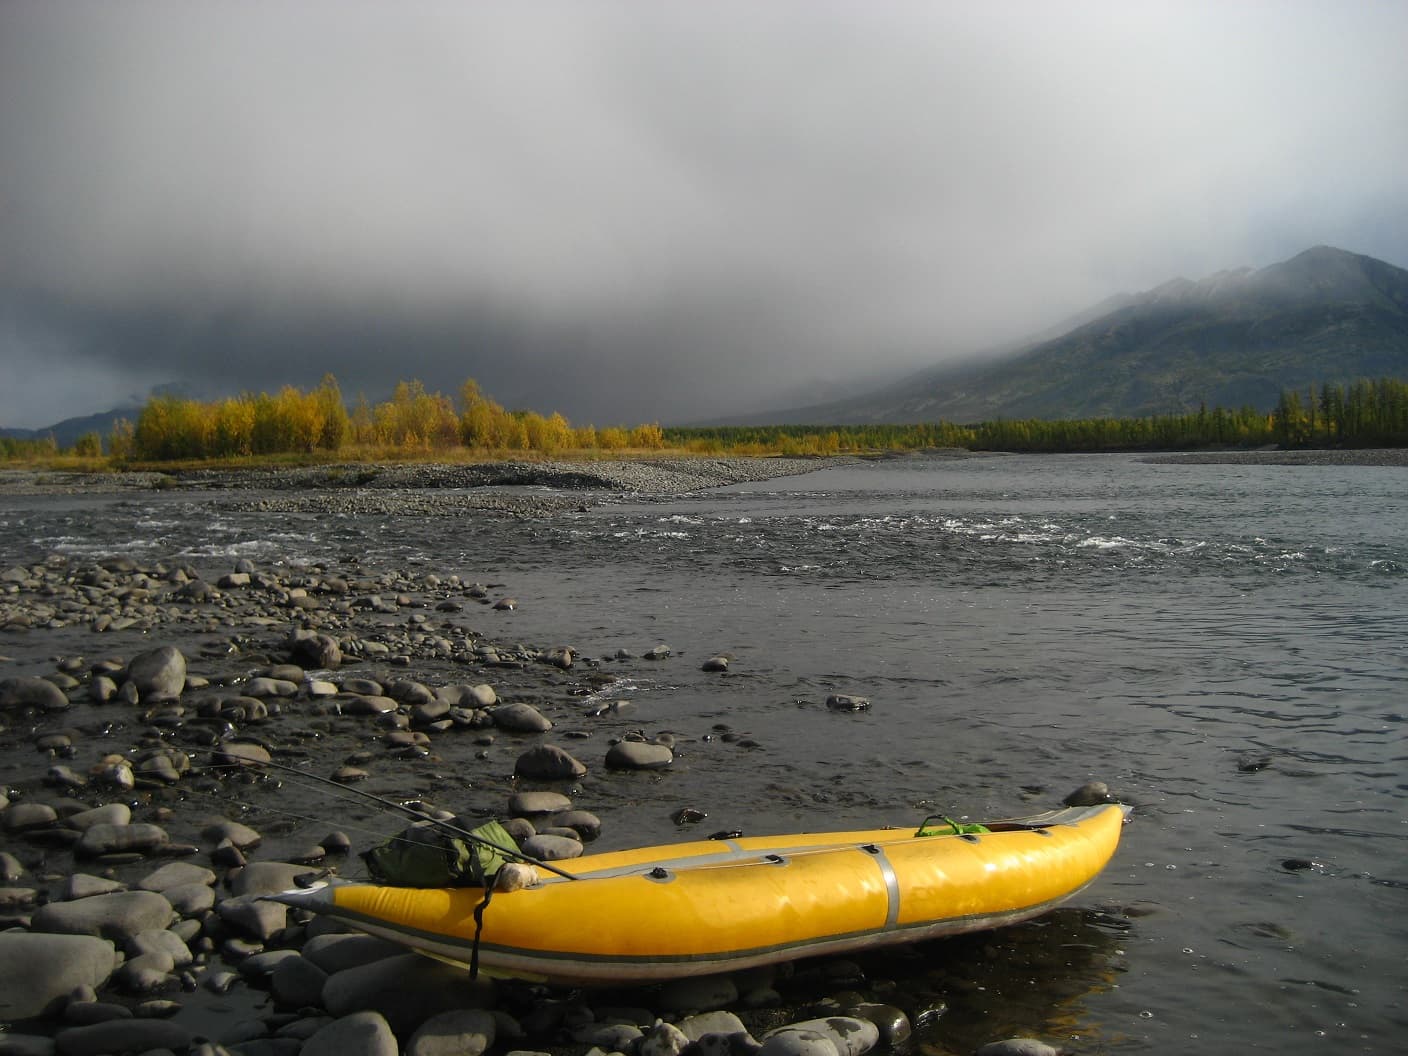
[2,1,1406,427]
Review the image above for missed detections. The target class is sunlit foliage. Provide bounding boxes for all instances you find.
[4,375,1403,465]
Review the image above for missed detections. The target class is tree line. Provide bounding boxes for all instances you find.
[116,376,665,461]
[668,379,1408,455]
[1,376,1404,463]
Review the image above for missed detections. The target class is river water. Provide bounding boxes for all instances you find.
[4,452,1405,1053]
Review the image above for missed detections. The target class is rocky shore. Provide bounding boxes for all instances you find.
[0,457,836,505]
[0,458,1080,1056]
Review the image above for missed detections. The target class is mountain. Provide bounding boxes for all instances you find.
[0,407,141,449]
[763,246,1408,424]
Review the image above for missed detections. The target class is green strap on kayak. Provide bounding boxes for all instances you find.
[915,814,991,837]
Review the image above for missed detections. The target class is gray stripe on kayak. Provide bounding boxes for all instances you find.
[860,845,901,927]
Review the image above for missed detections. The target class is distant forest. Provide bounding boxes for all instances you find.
[2,376,1406,462]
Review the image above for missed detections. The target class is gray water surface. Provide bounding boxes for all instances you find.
[3,452,1404,1052]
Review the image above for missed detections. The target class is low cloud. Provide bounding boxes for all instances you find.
[2,1,1405,427]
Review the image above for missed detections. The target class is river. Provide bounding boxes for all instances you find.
[3,452,1404,1053]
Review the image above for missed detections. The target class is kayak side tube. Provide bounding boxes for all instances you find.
[270,803,1129,985]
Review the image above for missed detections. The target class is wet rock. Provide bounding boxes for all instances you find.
[1062,782,1114,806]
[0,933,119,1020]
[3,801,59,832]
[514,744,588,780]
[113,948,175,992]
[702,655,730,672]
[386,680,435,706]
[640,1021,691,1056]
[52,1019,194,1056]
[491,702,553,733]
[75,822,170,858]
[843,1005,910,1047]
[32,890,175,941]
[550,809,602,840]
[203,818,263,849]
[679,1012,751,1041]
[437,684,497,709]
[0,850,25,881]
[215,741,272,768]
[659,974,739,1013]
[644,644,673,660]
[0,676,71,711]
[301,933,405,973]
[126,928,193,968]
[301,1012,398,1056]
[322,953,495,1036]
[406,1009,498,1056]
[217,895,289,941]
[290,630,342,669]
[62,1002,132,1026]
[125,646,187,702]
[521,834,584,861]
[757,1032,837,1056]
[245,677,298,698]
[508,791,572,816]
[63,874,126,900]
[606,740,674,770]
[573,1023,644,1051]
[0,1035,57,1056]
[67,804,132,831]
[763,1019,877,1056]
[825,695,870,712]
[973,1041,1061,1056]
[138,861,216,892]
[271,954,330,1008]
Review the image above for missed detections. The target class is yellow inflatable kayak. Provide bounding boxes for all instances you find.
[271,803,1128,985]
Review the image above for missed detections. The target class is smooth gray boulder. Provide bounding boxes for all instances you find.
[301,933,405,974]
[53,1019,193,1056]
[322,953,495,1035]
[3,802,59,832]
[0,676,70,711]
[31,890,175,942]
[124,646,186,701]
[490,702,552,733]
[271,955,330,1009]
[406,1009,497,1056]
[520,834,584,861]
[757,1031,838,1056]
[302,1012,398,1056]
[228,861,306,896]
[763,1020,878,1056]
[75,822,169,858]
[66,804,132,831]
[513,744,587,780]
[605,740,674,770]
[0,933,118,1020]
[138,860,216,892]
[974,1042,1061,1056]
[506,791,572,816]
[218,895,289,941]
[290,630,342,668]
[203,816,262,849]
[0,1035,56,1056]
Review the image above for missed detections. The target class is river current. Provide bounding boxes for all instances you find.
[4,452,1405,1052]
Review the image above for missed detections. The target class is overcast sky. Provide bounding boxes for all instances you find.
[2,1,1405,429]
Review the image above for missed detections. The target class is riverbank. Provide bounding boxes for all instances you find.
[0,456,838,501]
[0,525,1095,1056]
